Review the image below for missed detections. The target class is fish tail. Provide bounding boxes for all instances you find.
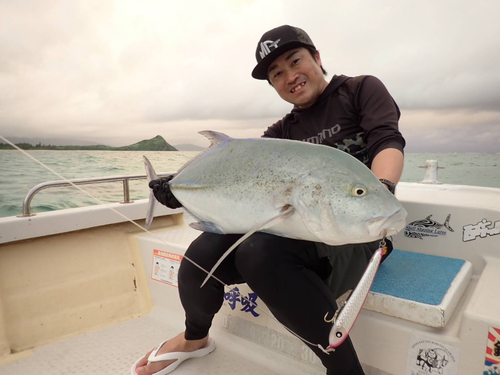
[443,214,454,232]
[143,156,159,229]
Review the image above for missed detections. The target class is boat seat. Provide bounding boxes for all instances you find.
[138,225,472,329]
[365,249,472,327]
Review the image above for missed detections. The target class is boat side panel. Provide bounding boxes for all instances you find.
[394,183,500,275]
[0,200,180,245]
[0,215,179,360]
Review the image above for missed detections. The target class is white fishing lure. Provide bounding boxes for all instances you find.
[321,247,384,352]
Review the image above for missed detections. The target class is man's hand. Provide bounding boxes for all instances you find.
[149,175,183,209]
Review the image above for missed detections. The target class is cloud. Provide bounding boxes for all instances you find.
[0,0,499,151]
[401,109,500,153]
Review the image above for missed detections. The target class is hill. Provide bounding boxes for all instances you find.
[115,135,177,151]
[0,135,177,151]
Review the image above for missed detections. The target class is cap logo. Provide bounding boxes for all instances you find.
[258,38,281,60]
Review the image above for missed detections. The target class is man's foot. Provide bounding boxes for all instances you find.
[134,332,209,375]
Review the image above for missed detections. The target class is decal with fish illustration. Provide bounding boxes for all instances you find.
[404,214,454,240]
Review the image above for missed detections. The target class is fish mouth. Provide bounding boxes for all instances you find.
[368,207,407,237]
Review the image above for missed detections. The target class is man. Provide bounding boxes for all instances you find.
[133,25,404,375]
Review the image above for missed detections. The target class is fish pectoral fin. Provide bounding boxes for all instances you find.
[296,197,336,243]
[190,221,227,234]
[200,205,295,288]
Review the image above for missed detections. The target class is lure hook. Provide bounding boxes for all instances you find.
[324,311,336,324]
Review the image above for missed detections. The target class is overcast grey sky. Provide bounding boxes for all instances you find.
[1,0,499,152]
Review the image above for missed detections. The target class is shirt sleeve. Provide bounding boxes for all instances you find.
[354,76,405,160]
[262,118,284,138]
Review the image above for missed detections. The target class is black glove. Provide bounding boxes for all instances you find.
[148,175,183,209]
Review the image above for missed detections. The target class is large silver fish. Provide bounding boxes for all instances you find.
[144,131,407,284]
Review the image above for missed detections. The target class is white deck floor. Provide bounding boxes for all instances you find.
[0,308,331,375]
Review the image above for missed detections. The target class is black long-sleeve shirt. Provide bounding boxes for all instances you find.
[262,75,405,168]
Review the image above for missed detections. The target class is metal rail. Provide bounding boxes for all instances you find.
[19,172,173,217]
[19,161,445,217]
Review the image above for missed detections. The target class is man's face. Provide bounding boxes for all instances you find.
[267,47,328,109]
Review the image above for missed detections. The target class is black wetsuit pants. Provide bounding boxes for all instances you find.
[178,232,379,375]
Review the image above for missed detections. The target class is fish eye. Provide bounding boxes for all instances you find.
[351,186,367,197]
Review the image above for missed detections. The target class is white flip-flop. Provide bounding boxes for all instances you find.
[131,338,216,375]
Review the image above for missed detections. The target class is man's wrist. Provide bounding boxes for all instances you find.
[379,179,396,194]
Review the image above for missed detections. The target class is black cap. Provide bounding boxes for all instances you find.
[252,25,315,80]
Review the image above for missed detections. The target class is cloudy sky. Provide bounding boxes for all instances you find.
[1,0,499,152]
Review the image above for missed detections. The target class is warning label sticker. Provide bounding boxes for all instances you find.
[151,250,183,287]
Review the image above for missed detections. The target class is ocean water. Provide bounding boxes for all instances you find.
[0,150,499,218]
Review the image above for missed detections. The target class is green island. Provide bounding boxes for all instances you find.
[0,135,177,151]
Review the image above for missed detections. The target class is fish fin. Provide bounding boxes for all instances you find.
[145,190,157,230]
[200,205,295,288]
[143,156,160,230]
[174,131,232,175]
[189,221,227,234]
[296,196,339,244]
[198,130,232,148]
[143,156,160,181]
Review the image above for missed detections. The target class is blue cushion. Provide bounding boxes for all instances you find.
[370,249,465,305]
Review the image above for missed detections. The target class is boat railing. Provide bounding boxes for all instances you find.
[19,172,174,217]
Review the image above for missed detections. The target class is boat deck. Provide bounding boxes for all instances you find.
[0,308,327,375]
